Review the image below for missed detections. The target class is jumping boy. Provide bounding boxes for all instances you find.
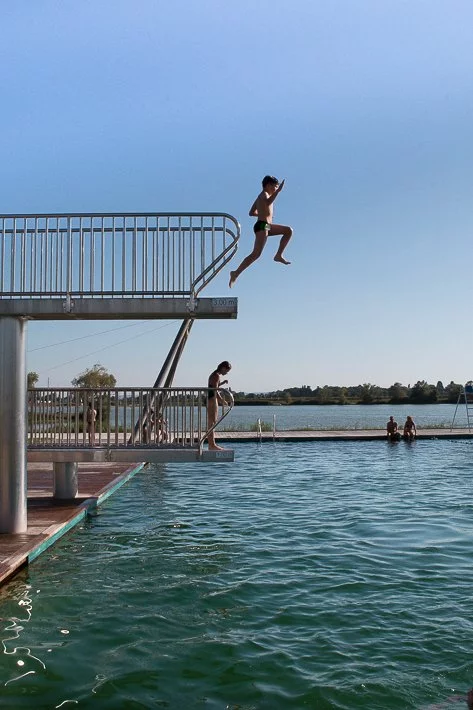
[229,176,293,288]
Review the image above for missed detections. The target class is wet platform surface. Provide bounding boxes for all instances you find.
[0,461,143,587]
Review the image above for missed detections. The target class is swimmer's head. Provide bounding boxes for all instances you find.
[262,175,279,189]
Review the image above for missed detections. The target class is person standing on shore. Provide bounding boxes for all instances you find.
[229,176,293,288]
[207,361,231,451]
[86,401,97,446]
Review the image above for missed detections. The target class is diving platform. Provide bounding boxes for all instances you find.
[0,212,239,319]
[0,212,240,533]
[0,296,237,319]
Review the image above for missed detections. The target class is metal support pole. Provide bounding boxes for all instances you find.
[130,319,194,444]
[0,317,27,533]
[53,462,78,499]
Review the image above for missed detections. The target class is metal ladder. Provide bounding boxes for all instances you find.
[451,382,473,431]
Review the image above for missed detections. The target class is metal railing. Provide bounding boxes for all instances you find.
[27,387,234,452]
[0,213,240,299]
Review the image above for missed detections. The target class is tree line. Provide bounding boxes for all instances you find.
[232,381,466,405]
[27,368,467,406]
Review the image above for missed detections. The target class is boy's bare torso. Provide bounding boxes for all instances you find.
[251,191,273,223]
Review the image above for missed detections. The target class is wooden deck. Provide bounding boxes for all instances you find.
[0,461,143,588]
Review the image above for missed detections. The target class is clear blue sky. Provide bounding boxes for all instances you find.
[1,0,472,392]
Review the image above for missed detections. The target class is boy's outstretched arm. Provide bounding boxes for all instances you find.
[266,179,285,206]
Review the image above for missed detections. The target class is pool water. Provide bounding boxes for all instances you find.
[1,440,473,709]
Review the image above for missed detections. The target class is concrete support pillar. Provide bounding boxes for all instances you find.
[53,462,78,499]
[0,317,27,533]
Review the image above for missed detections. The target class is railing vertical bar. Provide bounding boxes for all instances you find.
[101,217,105,294]
[190,216,195,291]
[56,218,61,294]
[198,389,203,444]
[166,217,170,293]
[97,391,102,446]
[0,218,4,293]
[179,216,183,293]
[90,220,95,295]
[122,218,127,293]
[11,217,17,293]
[79,217,84,293]
[211,216,216,275]
[111,217,116,294]
[144,218,148,292]
[115,390,119,446]
[130,390,135,449]
[20,219,26,292]
[154,218,158,292]
[45,217,50,294]
[132,217,137,292]
[200,216,205,285]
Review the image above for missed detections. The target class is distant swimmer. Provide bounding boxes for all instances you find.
[424,688,473,708]
[229,175,293,288]
[207,360,232,451]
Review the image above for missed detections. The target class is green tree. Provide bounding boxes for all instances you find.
[72,363,117,388]
[388,382,408,403]
[27,372,39,388]
[445,381,462,403]
[360,383,375,404]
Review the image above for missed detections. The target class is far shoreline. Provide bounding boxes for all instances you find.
[233,400,458,407]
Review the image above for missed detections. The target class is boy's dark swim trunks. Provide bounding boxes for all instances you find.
[253,220,271,234]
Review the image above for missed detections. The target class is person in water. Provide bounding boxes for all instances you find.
[403,415,417,440]
[425,688,473,708]
[207,361,232,451]
[229,175,293,288]
[386,415,400,441]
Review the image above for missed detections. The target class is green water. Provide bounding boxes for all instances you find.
[0,440,472,709]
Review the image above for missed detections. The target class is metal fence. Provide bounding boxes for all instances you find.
[27,387,234,451]
[0,213,240,299]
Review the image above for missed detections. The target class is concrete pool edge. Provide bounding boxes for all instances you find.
[216,429,473,442]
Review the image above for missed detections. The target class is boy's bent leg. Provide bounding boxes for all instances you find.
[268,224,293,265]
[229,231,268,287]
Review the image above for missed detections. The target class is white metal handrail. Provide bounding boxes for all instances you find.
[27,387,234,451]
[0,213,240,299]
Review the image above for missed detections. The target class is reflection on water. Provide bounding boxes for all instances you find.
[1,584,46,686]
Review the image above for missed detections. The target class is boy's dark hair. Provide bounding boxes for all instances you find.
[217,361,231,372]
[262,175,279,188]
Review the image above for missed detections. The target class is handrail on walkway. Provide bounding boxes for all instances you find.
[27,387,234,454]
[0,213,240,299]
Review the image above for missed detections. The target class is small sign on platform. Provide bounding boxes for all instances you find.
[211,298,237,313]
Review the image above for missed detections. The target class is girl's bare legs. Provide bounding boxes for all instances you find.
[207,398,224,450]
